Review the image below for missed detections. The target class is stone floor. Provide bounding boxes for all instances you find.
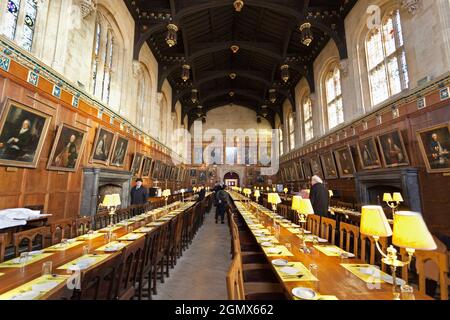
[152,209,231,300]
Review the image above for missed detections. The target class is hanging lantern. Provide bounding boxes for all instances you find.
[233,0,244,12]
[191,89,198,104]
[181,64,190,82]
[280,64,290,83]
[229,73,237,80]
[230,45,240,54]
[269,89,277,104]
[166,23,178,47]
[300,22,313,46]
[229,91,235,97]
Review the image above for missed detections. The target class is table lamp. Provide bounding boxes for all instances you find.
[383,192,403,216]
[360,206,436,299]
[102,194,121,227]
[283,188,288,196]
[254,189,260,203]
[193,187,198,193]
[268,193,281,212]
[329,190,334,198]
[162,189,171,209]
[266,187,270,192]
[180,189,185,202]
[292,196,314,227]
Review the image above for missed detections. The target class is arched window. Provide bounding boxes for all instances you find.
[91,12,115,104]
[278,125,284,156]
[302,96,314,142]
[3,0,38,51]
[366,9,408,105]
[325,65,344,129]
[288,112,295,151]
[137,73,146,130]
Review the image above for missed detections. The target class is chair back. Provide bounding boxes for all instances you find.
[306,214,320,236]
[339,222,360,256]
[226,253,245,300]
[360,234,388,271]
[0,233,7,263]
[75,216,93,236]
[320,217,336,245]
[94,212,110,230]
[115,237,146,300]
[78,253,123,300]
[50,219,75,244]
[13,226,51,257]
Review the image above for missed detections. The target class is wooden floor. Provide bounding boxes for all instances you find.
[153,208,231,300]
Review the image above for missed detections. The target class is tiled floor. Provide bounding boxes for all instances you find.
[153,209,231,300]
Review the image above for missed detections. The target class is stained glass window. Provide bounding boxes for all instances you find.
[325,66,344,129]
[19,0,37,51]
[366,9,408,106]
[288,112,295,151]
[92,21,101,96]
[4,0,20,41]
[303,97,314,142]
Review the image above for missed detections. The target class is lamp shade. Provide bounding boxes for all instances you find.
[292,197,314,215]
[284,188,288,193]
[266,187,270,191]
[102,194,121,207]
[180,189,185,193]
[383,193,393,202]
[193,187,198,192]
[254,190,260,198]
[268,193,281,205]
[392,192,404,202]
[162,189,171,197]
[329,190,334,197]
[392,211,437,250]
[243,188,251,196]
[360,205,392,237]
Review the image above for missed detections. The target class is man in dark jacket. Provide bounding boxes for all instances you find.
[309,175,329,217]
[197,186,206,202]
[130,178,148,205]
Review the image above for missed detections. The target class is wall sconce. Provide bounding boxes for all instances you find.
[166,23,178,47]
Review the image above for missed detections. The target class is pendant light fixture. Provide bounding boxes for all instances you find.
[269,89,277,104]
[181,64,190,82]
[234,0,244,12]
[166,23,178,47]
[281,64,290,83]
[300,22,314,46]
[191,89,198,104]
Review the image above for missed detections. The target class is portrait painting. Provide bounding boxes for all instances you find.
[309,155,324,178]
[357,137,382,170]
[190,169,197,177]
[191,179,196,186]
[141,157,153,177]
[110,136,129,167]
[152,160,161,180]
[294,161,305,181]
[47,124,87,172]
[302,160,313,179]
[90,126,115,165]
[334,145,356,178]
[320,152,339,180]
[377,130,410,168]
[416,123,450,173]
[199,170,207,182]
[0,99,52,168]
[130,153,144,176]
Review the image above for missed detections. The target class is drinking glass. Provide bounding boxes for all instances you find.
[309,263,319,290]
[19,252,29,273]
[111,233,117,242]
[61,238,68,247]
[83,245,90,256]
[42,261,53,276]
[401,284,415,300]
[128,225,134,233]
[284,243,292,253]
[312,236,319,246]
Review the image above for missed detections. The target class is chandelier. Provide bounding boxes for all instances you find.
[280,64,290,83]
[300,22,313,46]
[191,89,198,104]
[166,23,178,47]
[234,0,244,12]
[181,64,190,82]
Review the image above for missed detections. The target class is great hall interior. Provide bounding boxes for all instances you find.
[0,0,449,302]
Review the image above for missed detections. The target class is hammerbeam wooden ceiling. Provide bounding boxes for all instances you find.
[124,0,357,127]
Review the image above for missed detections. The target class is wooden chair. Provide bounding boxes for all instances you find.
[320,217,336,244]
[413,245,449,300]
[137,230,159,300]
[339,222,360,256]
[115,237,146,300]
[13,226,51,257]
[50,219,75,244]
[226,253,286,300]
[94,212,110,230]
[277,204,288,219]
[76,253,123,300]
[360,234,388,271]
[75,216,93,236]
[0,233,7,263]
[152,223,169,295]
[307,214,321,236]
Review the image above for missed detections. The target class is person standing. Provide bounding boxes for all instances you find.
[215,186,229,224]
[309,176,329,217]
[130,178,148,205]
[197,186,206,202]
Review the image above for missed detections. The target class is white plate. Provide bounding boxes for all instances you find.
[31,281,59,292]
[303,230,312,234]
[292,287,318,300]
[267,248,282,254]
[261,242,274,247]
[271,259,289,267]
[341,252,355,259]
[318,238,328,243]
[279,267,301,275]
[258,237,272,242]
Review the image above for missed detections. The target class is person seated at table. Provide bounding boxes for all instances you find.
[309,176,329,217]
[130,178,148,205]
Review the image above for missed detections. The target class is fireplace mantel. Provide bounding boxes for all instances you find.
[80,168,133,216]
[354,167,422,213]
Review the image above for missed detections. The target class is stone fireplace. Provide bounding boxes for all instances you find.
[80,168,133,216]
[355,167,422,215]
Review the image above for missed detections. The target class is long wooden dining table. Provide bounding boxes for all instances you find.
[0,201,196,300]
[230,193,432,300]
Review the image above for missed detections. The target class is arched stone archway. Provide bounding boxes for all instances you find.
[224,171,240,187]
